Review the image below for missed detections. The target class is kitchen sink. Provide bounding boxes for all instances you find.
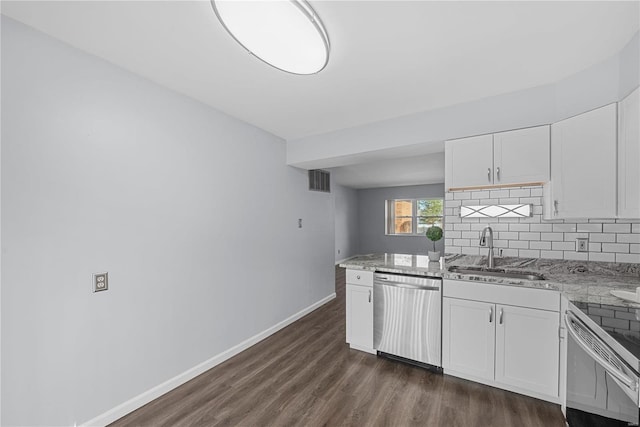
[448,266,546,281]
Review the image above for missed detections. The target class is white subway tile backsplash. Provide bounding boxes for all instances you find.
[530,224,553,232]
[563,233,589,241]
[444,187,640,263]
[618,234,640,243]
[509,224,530,232]
[501,249,519,257]
[519,197,539,204]
[461,247,480,255]
[616,253,640,263]
[589,252,616,262]
[453,223,471,231]
[490,189,510,198]
[454,192,472,200]
[471,190,490,199]
[509,241,529,249]
[541,233,564,241]
[509,189,530,198]
[553,223,577,232]
[552,241,576,251]
[519,232,541,241]
[494,240,509,248]
[589,233,616,243]
[603,223,632,233]
[540,250,564,259]
[602,243,630,253]
[453,239,471,247]
[498,231,519,240]
[576,223,603,233]
[530,241,552,250]
[564,252,588,261]
[519,249,540,258]
[447,231,462,239]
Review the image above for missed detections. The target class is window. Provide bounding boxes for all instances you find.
[386,198,444,235]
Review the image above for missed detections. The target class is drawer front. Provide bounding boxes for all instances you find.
[443,279,559,312]
[346,270,374,286]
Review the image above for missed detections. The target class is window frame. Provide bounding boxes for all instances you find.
[385,198,444,236]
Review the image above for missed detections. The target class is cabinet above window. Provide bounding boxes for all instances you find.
[445,125,550,191]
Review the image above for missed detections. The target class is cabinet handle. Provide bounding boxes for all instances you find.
[368,290,372,303]
[554,200,559,216]
[357,275,360,280]
[496,167,500,181]
[489,307,493,323]
[499,308,504,325]
[487,168,491,182]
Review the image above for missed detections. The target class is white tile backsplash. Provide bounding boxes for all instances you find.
[445,185,640,263]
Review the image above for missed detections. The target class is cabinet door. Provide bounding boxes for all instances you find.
[346,284,373,352]
[494,125,550,185]
[618,87,640,218]
[445,134,494,189]
[551,104,617,218]
[495,305,559,398]
[443,297,495,381]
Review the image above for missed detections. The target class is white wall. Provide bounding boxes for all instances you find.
[333,184,358,262]
[358,184,445,255]
[287,31,640,169]
[1,17,335,426]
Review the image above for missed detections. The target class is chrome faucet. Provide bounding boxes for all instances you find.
[479,226,495,268]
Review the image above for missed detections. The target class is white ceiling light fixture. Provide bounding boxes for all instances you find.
[211,0,330,75]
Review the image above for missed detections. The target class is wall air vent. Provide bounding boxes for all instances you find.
[308,169,330,193]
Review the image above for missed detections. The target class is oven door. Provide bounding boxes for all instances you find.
[565,310,640,426]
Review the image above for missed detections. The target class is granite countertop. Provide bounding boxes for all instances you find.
[339,253,640,308]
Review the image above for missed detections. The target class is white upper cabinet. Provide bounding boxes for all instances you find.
[618,87,640,218]
[550,103,617,219]
[445,134,494,189]
[445,125,550,190]
[493,126,550,185]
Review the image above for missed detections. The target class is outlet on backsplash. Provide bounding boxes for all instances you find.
[576,238,588,252]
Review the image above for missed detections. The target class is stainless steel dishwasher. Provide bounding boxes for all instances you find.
[373,272,442,369]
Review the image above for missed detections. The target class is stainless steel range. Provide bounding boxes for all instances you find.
[565,301,640,426]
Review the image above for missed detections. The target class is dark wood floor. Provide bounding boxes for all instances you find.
[111,266,566,427]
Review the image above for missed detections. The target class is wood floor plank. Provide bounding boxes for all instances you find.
[110,266,566,427]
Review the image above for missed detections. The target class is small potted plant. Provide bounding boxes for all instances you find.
[426,225,443,262]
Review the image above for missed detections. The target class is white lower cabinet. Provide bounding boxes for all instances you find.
[442,298,495,381]
[345,270,375,354]
[494,304,560,398]
[443,279,561,403]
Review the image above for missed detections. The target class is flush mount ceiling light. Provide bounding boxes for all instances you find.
[211,0,330,75]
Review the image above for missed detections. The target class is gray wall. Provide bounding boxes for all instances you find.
[1,17,335,426]
[333,184,358,262]
[358,184,445,255]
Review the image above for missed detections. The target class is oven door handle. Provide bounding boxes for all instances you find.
[564,311,638,392]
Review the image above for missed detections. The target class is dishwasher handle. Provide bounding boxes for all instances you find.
[374,279,440,291]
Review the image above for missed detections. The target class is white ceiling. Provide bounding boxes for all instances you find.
[2,0,639,188]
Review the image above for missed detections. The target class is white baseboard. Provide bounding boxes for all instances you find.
[81,292,337,427]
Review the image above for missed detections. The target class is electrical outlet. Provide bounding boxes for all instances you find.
[576,238,588,252]
[93,272,108,292]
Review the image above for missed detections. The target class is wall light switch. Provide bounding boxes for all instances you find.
[93,272,108,292]
[576,238,588,252]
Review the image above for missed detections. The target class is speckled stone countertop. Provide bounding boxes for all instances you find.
[339,253,640,308]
